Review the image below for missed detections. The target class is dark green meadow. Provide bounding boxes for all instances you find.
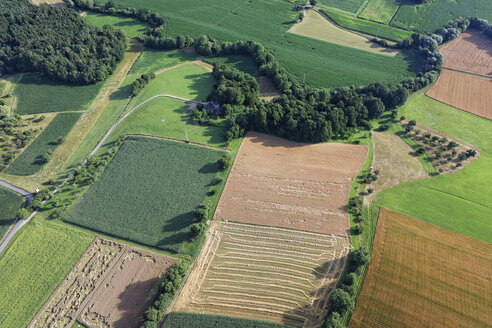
[0,187,24,241]
[64,136,225,254]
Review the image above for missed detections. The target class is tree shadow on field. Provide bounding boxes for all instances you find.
[110,83,133,101]
[155,211,194,249]
[463,30,492,59]
[113,278,161,328]
[199,162,219,174]
[247,132,305,148]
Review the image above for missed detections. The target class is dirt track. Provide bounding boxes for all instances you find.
[215,132,368,236]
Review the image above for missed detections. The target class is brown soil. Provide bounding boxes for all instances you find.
[440,30,492,78]
[173,221,350,328]
[32,0,67,7]
[29,238,175,328]
[426,70,492,120]
[349,208,492,328]
[257,76,280,100]
[215,131,368,236]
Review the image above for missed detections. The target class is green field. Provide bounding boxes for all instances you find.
[6,113,82,175]
[359,0,402,24]
[130,49,199,75]
[14,74,102,115]
[0,220,93,328]
[321,8,412,41]
[204,55,258,76]
[94,0,418,88]
[64,136,225,253]
[84,11,148,38]
[377,95,492,243]
[0,187,24,241]
[163,312,294,328]
[318,0,366,13]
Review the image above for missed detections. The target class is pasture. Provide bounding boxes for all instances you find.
[440,30,492,78]
[289,10,400,56]
[173,221,350,327]
[84,11,148,39]
[0,187,24,241]
[130,49,199,75]
[6,113,82,175]
[163,312,294,328]
[359,0,401,24]
[14,74,102,115]
[215,132,368,236]
[426,70,492,120]
[203,55,259,76]
[377,94,492,243]
[349,208,492,328]
[64,136,225,253]
[30,238,175,328]
[0,220,93,328]
[318,0,366,13]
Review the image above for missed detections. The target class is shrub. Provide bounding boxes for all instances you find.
[218,154,232,171]
[349,248,369,271]
[16,208,31,220]
[329,289,354,316]
[325,312,344,328]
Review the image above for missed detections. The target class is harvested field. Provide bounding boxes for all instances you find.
[215,132,368,236]
[349,208,492,328]
[440,30,492,77]
[30,238,175,328]
[174,221,350,327]
[288,10,399,56]
[426,70,492,120]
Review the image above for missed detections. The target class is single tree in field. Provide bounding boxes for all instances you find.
[309,0,317,6]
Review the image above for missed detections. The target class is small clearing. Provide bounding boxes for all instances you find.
[258,76,280,100]
[31,0,66,7]
[288,10,399,56]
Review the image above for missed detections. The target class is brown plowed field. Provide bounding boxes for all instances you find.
[215,132,368,236]
[426,70,492,120]
[173,222,350,327]
[29,238,175,328]
[440,30,492,77]
[349,208,492,328]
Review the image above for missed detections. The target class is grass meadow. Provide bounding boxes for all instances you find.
[14,74,102,115]
[0,187,24,241]
[6,113,82,176]
[84,11,148,38]
[377,95,492,243]
[318,0,366,13]
[359,0,401,24]
[130,49,199,75]
[163,312,294,328]
[0,220,93,328]
[64,136,225,254]
[203,55,258,76]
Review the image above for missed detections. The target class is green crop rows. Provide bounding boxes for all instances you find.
[14,74,102,115]
[0,220,92,328]
[163,312,294,328]
[0,187,24,241]
[6,112,82,175]
[64,136,225,253]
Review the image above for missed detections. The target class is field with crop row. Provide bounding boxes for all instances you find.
[174,221,350,327]
[163,312,294,328]
[64,136,225,253]
[350,208,492,328]
[0,186,24,241]
[6,112,82,175]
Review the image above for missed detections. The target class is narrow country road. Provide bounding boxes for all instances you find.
[0,179,33,203]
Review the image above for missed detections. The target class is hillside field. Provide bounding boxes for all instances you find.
[163,312,294,328]
[64,136,225,253]
[350,208,492,328]
[318,0,366,13]
[0,220,93,328]
[14,74,102,115]
[84,11,147,38]
[359,0,400,24]
[0,187,24,241]
[130,49,199,75]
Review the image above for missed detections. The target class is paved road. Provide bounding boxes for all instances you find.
[0,179,32,203]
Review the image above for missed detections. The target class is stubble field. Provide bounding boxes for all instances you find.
[215,132,368,236]
[173,221,350,327]
[349,208,492,328]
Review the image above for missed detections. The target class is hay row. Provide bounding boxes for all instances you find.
[214,261,315,279]
[223,230,335,248]
[221,242,329,260]
[223,235,330,254]
[201,282,312,302]
[216,254,320,271]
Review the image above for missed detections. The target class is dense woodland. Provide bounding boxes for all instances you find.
[0,0,126,84]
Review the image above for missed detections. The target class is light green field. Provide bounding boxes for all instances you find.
[203,55,258,76]
[0,187,24,241]
[359,0,401,24]
[0,220,93,328]
[377,95,492,243]
[318,0,366,13]
[130,49,199,75]
[84,11,148,39]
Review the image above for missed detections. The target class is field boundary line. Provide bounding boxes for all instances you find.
[126,133,230,152]
[355,0,371,17]
[388,3,404,27]
[441,67,492,80]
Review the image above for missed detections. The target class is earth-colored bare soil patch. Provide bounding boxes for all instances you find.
[369,132,427,195]
[215,131,368,236]
[426,70,492,120]
[258,76,280,100]
[30,238,175,328]
[350,208,492,328]
[173,221,350,327]
[440,30,492,77]
[288,10,399,56]
[32,0,66,7]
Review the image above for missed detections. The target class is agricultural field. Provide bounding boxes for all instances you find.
[30,238,175,328]
[83,11,148,39]
[6,112,82,175]
[0,187,24,241]
[203,55,259,76]
[320,8,412,41]
[173,221,350,327]
[64,136,225,253]
[317,0,366,13]
[349,208,492,328]
[426,70,492,120]
[440,30,492,78]
[0,220,93,328]
[14,74,102,115]
[288,10,400,56]
[215,132,367,235]
[358,0,401,24]
[130,49,199,75]
[163,312,294,328]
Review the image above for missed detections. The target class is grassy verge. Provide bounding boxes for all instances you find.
[0,186,24,242]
